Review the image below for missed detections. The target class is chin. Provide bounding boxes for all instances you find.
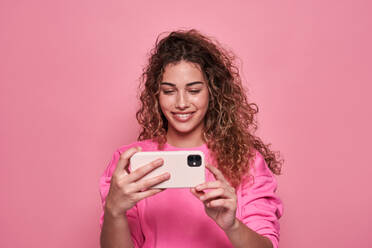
[168,122,201,135]
[171,126,196,135]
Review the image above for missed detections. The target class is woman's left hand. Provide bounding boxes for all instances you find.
[190,164,238,232]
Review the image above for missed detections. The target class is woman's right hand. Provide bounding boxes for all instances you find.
[104,146,170,218]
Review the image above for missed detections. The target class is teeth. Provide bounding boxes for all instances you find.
[175,113,191,119]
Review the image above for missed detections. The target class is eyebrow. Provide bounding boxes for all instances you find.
[160,81,204,87]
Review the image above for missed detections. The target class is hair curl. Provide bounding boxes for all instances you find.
[136,29,283,187]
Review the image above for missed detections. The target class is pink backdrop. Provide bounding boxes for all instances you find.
[1,0,371,247]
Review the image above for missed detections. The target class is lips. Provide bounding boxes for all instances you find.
[172,112,195,122]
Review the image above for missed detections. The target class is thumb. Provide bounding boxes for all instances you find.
[113,146,141,175]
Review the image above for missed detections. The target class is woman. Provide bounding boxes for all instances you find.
[99,29,283,248]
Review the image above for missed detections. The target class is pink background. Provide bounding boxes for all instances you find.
[1,0,371,247]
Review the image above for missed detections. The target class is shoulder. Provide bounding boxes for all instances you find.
[238,149,277,189]
[238,149,282,211]
[249,149,275,178]
[116,139,158,154]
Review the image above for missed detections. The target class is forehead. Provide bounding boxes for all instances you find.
[161,61,206,86]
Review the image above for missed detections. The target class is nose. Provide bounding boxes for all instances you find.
[175,91,189,110]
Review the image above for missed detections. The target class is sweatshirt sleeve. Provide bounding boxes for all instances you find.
[98,147,145,247]
[238,151,283,248]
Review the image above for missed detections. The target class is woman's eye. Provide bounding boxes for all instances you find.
[162,90,174,94]
[189,89,201,94]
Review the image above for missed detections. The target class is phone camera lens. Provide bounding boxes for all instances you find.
[187,155,202,167]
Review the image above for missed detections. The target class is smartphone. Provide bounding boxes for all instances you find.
[129,150,205,188]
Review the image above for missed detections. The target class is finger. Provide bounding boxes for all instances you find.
[127,158,165,183]
[190,187,205,199]
[206,164,228,183]
[135,188,165,200]
[206,198,233,209]
[195,180,223,191]
[196,180,236,196]
[199,188,231,202]
[114,146,141,176]
[134,172,170,191]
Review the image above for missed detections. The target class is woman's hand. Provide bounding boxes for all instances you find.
[190,164,238,232]
[105,146,170,218]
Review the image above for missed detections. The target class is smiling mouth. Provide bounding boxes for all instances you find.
[172,112,195,121]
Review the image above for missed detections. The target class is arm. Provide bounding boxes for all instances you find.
[191,162,279,248]
[238,152,283,248]
[99,146,170,248]
[224,218,273,248]
[100,208,134,248]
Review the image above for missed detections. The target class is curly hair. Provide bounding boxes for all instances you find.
[136,29,283,187]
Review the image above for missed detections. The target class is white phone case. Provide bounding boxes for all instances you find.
[130,150,205,188]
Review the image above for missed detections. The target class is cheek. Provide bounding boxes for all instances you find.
[196,92,209,110]
[159,95,172,111]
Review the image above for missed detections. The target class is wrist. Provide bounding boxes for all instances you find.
[104,203,127,220]
[224,218,240,234]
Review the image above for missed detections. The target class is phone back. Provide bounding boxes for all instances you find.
[130,150,205,188]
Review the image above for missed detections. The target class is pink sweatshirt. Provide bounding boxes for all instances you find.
[99,139,283,248]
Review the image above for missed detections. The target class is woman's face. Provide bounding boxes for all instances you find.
[159,60,209,138]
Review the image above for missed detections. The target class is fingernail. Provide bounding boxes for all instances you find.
[200,196,205,200]
[154,158,160,163]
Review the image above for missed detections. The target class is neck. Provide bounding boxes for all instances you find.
[166,127,205,148]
